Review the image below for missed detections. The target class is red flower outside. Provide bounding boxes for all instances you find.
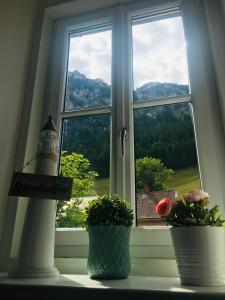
[156,197,172,217]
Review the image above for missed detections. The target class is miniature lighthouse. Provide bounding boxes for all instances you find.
[9,116,59,278]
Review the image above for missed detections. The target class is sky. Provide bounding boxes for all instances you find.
[68,16,189,90]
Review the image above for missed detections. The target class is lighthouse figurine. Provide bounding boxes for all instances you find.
[9,116,59,278]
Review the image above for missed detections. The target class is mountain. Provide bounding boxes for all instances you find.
[65,71,110,110]
[62,71,196,175]
[134,82,189,101]
[65,70,189,110]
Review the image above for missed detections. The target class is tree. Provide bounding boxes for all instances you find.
[135,156,174,192]
[56,151,98,227]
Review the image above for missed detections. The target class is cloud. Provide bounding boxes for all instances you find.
[68,30,112,84]
[132,16,189,89]
[67,16,189,89]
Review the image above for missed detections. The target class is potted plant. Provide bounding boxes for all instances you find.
[84,194,133,279]
[156,190,225,286]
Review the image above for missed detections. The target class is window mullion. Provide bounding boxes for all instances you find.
[110,7,127,198]
[123,8,136,213]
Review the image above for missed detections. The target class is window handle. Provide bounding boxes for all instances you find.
[121,127,128,156]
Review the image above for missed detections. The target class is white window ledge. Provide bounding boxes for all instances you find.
[55,226,173,247]
[55,257,178,277]
[54,227,176,276]
[0,273,225,299]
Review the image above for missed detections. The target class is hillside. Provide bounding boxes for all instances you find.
[65,71,110,110]
[65,70,189,110]
[134,82,189,101]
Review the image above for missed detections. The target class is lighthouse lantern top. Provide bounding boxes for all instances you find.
[41,115,57,132]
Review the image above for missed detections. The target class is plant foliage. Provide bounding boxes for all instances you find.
[84,194,133,228]
[165,200,225,227]
[56,151,98,227]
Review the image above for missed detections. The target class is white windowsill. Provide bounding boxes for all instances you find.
[54,257,178,277]
[55,226,172,246]
[0,273,225,298]
[54,226,176,276]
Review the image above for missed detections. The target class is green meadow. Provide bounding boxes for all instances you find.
[94,167,201,196]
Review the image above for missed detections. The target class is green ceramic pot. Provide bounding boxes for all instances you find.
[87,225,131,279]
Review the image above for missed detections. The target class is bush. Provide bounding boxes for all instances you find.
[84,194,133,228]
[56,199,86,227]
[56,151,98,228]
[135,156,174,192]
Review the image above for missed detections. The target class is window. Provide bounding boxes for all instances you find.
[54,3,201,228]
[131,14,201,226]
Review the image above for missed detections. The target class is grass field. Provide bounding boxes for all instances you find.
[94,166,201,196]
[94,178,110,195]
[165,167,201,195]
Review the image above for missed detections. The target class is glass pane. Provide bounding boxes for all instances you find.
[64,28,112,111]
[134,103,201,226]
[56,114,110,228]
[132,16,190,102]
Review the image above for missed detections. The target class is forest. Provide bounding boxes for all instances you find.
[61,70,198,178]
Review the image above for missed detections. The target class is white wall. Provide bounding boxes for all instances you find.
[0,0,40,241]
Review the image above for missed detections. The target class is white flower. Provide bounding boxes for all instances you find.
[183,189,209,202]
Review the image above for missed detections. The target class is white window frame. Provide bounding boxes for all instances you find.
[45,1,182,274]
[7,0,225,276]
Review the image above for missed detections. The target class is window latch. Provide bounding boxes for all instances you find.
[121,127,128,156]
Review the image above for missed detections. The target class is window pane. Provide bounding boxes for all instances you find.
[132,16,190,102]
[134,103,201,226]
[64,29,112,111]
[57,114,110,228]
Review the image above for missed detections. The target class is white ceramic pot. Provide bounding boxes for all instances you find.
[170,226,225,286]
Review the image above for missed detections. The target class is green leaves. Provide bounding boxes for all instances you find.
[136,156,174,192]
[165,200,225,227]
[60,151,98,198]
[84,194,133,228]
[56,151,99,228]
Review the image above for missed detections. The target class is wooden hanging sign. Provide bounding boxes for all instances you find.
[9,172,73,200]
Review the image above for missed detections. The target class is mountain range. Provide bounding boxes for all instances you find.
[65,70,189,110]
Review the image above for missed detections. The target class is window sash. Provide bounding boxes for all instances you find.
[61,6,190,230]
[53,1,198,223]
[49,0,187,205]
